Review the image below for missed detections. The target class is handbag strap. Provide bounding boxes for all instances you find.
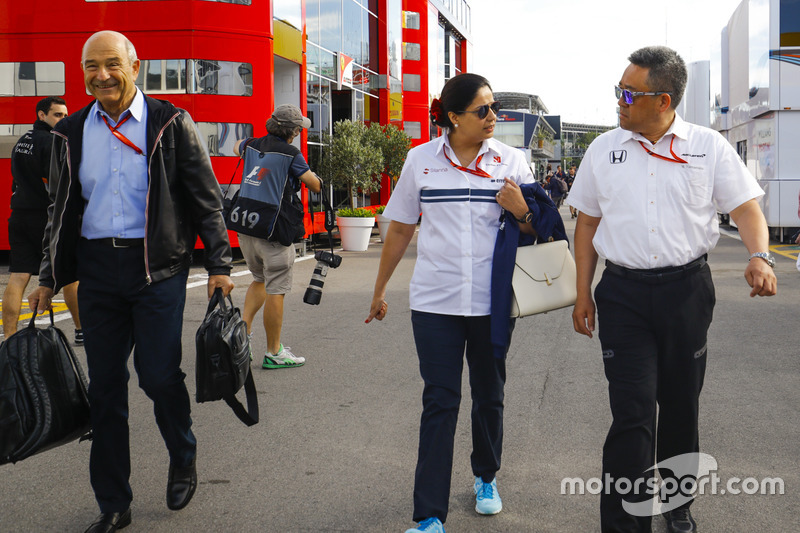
[311,184,337,255]
[222,156,244,201]
[222,371,259,426]
[205,287,259,426]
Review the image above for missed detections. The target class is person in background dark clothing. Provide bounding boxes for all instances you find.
[567,165,578,218]
[544,170,567,209]
[28,31,234,533]
[3,97,82,342]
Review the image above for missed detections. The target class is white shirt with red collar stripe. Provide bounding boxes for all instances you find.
[567,114,764,270]
[384,134,533,316]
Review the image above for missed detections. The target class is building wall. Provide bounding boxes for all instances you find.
[0,0,471,248]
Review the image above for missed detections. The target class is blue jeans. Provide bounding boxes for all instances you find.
[77,239,195,513]
[410,311,514,523]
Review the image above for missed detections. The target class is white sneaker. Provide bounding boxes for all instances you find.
[262,344,305,369]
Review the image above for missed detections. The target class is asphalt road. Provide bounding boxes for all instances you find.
[0,210,797,533]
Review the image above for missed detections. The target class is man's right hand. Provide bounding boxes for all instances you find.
[28,286,55,315]
[572,293,596,338]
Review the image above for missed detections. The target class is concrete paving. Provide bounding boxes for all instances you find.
[0,210,797,532]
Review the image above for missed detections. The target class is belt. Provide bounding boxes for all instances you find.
[604,255,707,284]
[89,237,144,248]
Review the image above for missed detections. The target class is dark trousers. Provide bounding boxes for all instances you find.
[77,239,195,513]
[595,265,714,532]
[410,311,513,524]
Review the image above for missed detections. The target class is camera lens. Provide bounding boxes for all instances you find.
[303,261,328,305]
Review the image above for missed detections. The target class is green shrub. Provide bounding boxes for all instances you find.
[336,207,375,218]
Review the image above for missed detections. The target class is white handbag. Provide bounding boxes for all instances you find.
[510,240,577,317]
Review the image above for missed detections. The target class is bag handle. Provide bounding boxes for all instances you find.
[26,308,55,330]
[205,287,234,316]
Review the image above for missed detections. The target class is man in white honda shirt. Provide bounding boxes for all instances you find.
[567,46,776,533]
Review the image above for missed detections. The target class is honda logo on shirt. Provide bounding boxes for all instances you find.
[609,150,627,164]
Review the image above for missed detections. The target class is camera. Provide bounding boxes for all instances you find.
[303,250,342,305]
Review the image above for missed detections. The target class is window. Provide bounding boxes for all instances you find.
[135,60,253,96]
[403,73,421,92]
[142,60,187,94]
[0,124,30,159]
[189,60,253,96]
[403,43,421,61]
[404,11,420,30]
[343,0,365,64]
[273,0,301,29]
[0,62,65,96]
[196,122,253,157]
[493,122,524,148]
[403,121,422,139]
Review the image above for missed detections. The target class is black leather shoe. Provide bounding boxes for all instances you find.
[84,508,131,533]
[663,508,697,533]
[166,457,197,510]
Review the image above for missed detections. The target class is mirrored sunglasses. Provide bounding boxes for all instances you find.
[615,85,671,105]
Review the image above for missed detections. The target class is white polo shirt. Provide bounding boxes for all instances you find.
[384,134,533,316]
[567,114,763,269]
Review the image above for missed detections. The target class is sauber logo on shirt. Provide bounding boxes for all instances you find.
[423,167,448,174]
[609,150,627,164]
[493,156,501,163]
[244,166,270,185]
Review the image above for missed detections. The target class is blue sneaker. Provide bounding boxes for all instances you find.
[404,517,445,533]
[474,476,502,515]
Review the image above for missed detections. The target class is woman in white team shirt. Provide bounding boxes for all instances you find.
[366,73,536,533]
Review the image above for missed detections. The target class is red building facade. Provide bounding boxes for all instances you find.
[0,0,472,250]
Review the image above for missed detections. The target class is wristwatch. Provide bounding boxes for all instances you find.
[749,252,776,268]
[515,210,533,224]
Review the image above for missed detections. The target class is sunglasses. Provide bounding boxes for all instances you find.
[615,86,671,105]
[459,101,501,119]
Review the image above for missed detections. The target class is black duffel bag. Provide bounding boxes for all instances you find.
[0,311,91,465]
[196,288,258,426]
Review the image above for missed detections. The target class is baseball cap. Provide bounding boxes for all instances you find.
[271,104,312,129]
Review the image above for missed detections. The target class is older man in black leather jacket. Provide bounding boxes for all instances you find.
[29,30,233,533]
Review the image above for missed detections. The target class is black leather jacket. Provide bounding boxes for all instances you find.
[39,95,232,292]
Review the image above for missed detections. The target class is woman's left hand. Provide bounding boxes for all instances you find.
[495,177,529,220]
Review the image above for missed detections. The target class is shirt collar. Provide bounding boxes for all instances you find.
[435,133,499,161]
[91,88,145,124]
[620,112,687,145]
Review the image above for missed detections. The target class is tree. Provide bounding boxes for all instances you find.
[318,120,384,208]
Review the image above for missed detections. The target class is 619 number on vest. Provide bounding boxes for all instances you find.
[229,206,260,229]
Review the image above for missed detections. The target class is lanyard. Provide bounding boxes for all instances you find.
[102,113,144,156]
[443,148,493,179]
[637,135,687,164]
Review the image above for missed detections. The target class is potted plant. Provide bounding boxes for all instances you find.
[369,121,411,192]
[366,122,410,244]
[374,205,390,243]
[318,120,384,209]
[335,207,375,251]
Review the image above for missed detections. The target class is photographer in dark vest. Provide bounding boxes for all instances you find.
[232,104,322,369]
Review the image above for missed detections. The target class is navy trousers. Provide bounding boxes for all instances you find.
[410,311,513,524]
[77,239,195,513]
[595,265,714,532]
